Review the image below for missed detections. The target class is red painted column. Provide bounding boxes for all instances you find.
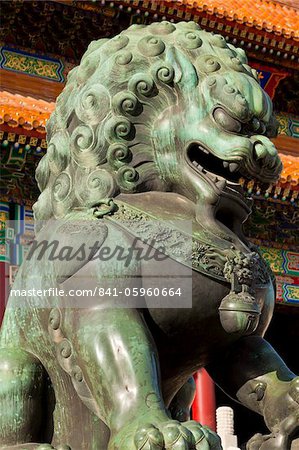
[192,369,216,431]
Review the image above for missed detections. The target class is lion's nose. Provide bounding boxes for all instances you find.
[251,136,281,176]
[253,142,277,168]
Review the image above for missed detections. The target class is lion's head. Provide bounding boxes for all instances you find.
[34,21,281,240]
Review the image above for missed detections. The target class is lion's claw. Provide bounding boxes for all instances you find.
[162,421,195,447]
[182,421,206,447]
[134,423,164,449]
[201,425,222,449]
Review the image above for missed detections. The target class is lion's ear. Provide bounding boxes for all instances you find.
[165,46,198,90]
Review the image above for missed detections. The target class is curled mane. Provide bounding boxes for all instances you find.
[34,21,255,220]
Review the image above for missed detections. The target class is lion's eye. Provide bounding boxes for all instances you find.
[252,117,261,132]
[251,117,266,135]
[213,107,242,133]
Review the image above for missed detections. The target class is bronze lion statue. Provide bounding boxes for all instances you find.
[1,21,298,450]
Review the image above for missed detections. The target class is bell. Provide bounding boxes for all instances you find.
[219,285,261,335]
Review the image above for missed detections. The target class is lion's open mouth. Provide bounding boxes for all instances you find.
[186,142,254,238]
[186,142,252,206]
[187,142,244,184]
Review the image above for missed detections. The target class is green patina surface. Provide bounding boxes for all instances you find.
[0,21,298,450]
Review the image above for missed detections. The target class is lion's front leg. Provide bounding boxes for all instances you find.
[55,226,220,449]
[74,307,167,432]
[208,336,299,450]
[68,307,220,450]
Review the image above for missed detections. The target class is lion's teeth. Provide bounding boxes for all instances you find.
[229,162,239,172]
[200,146,209,154]
[192,160,204,171]
[223,161,229,168]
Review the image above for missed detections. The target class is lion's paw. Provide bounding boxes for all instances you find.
[133,420,221,450]
[246,407,299,450]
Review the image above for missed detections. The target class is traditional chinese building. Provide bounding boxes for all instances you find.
[0,1,298,446]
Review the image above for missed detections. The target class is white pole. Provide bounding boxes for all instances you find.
[216,406,240,450]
